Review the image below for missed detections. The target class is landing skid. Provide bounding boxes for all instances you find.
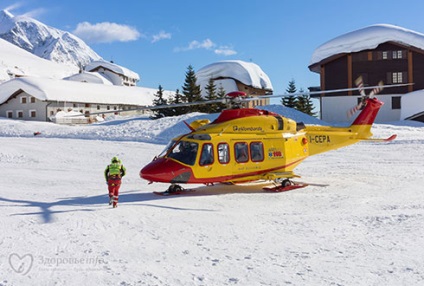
[263,179,308,192]
[153,184,195,196]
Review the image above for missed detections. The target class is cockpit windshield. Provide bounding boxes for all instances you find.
[157,140,176,158]
[165,140,199,166]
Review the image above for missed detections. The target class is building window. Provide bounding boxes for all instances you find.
[16,110,23,118]
[6,111,13,118]
[387,72,407,84]
[107,106,110,110]
[20,96,27,104]
[392,50,403,59]
[29,110,36,118]
[392,72,403,84]
[85,103,90,108]
[392,96,401,109]
[97,105,100,110]
[382,51,388,60]
[217,143,230,164]
[30,97,36,103]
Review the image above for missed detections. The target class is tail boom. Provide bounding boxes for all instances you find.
[306,97,390,156]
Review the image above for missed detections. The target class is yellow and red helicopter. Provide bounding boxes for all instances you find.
[139,80,405,195]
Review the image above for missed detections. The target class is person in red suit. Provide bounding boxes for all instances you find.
[104,157,126,208]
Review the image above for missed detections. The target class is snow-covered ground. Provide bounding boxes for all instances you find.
[1,107,424,286]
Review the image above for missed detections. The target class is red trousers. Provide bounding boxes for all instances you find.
[108,177,121,206]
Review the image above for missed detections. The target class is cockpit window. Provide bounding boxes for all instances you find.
[158,140,176,158]
[199,143,214,166]
[167,140,199,166]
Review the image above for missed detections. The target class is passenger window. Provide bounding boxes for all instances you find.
[199,143,214,166]
[250,142,264,162]
[235,142,249,163]
[218,143,230,164]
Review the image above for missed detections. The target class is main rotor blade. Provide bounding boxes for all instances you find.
[256,82,412,100]
[59,82,413,118]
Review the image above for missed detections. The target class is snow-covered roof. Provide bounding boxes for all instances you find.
[0,77,170,106]
[85,60,140,81]
[63,71,113,85]
[309,24,424,72]
[196,60,273,91]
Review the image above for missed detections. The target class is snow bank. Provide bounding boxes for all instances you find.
[0,105,323,144]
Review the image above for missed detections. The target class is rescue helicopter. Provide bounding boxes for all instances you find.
[139,78,407,195]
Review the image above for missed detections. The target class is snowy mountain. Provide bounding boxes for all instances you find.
[0,9,102,67]
[0,38,78,81]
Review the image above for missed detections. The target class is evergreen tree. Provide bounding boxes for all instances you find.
[168,88,186,116]
[203,78,220,113]
[282,80,316,116]
[182,65,203,113]
[295,90,307,113]
[298,93,316,116]
[294,89,316,116]
[282,79,298,108]
[151,85,172,119]
[216,84,227,112]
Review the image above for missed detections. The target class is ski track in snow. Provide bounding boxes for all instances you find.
[1,114,424,286]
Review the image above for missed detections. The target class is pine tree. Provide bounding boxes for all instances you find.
[282,80,316,116]
[182,65,202,113]
[204,78,219,113]
[216,84,227,112]
[295,90,307,113]
[151,85,171,119]
[282,79,298,108]
[298,93,316,116]
[168,88,186,116]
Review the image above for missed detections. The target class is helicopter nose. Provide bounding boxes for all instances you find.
[140,157,194,183]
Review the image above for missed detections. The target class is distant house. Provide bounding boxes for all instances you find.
[196,60,273,107]
[309,24,424,123]
[83,60,140,86]
[0,77,170,124]
[63,71,113,85]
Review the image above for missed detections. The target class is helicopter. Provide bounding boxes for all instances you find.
[139,79,407,195]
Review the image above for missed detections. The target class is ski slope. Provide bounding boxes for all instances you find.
[1,109,424,286]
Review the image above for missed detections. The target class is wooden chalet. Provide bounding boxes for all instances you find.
[308,24,424,122]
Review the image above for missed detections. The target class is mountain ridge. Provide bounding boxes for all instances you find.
[0,9,102,68]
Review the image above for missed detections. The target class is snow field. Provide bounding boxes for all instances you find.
[0,115,424,285]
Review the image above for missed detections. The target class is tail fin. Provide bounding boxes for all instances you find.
[350,97,383,137]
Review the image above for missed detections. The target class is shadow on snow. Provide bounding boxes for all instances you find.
[0,182,279,224]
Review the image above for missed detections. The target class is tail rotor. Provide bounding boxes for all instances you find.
[347,76,384,118]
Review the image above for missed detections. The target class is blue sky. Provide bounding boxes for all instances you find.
[3,0,424,97]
